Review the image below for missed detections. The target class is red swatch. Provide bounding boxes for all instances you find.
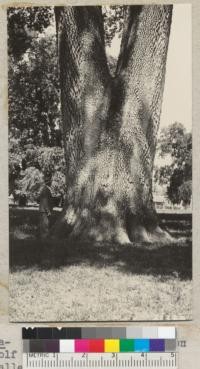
[89,339,104,352]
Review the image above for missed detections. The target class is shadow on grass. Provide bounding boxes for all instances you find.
[10,237,192,280]
[9,209,192,281]
[10,216,192,280]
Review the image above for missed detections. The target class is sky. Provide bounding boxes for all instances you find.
[107,4,192,132]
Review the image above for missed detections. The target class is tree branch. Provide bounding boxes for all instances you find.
[55,6,112,184]
[116,5,173,160]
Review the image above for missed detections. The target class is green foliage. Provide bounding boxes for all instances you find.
[16,167,43,201]
[9,140,65,201]
[155,122,192,205]
[158,122,192,176]
[166,168,184,205]
[102,6,124,46]
[154,165,172,186]
[9,135,23,195]
[107,55,118,77]
[7,7,53,59]
[20,146,65,174]
[167,173,192,206]
[8,8,65,202]
[51,171,66,197]
[178,180,192,206]
[8,34,61,147]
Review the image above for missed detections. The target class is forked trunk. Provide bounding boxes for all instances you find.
[54,5,173,244]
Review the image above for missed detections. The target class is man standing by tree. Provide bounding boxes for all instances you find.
[39,172,53,239]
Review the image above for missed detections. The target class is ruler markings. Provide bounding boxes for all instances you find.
[23,353,178,368]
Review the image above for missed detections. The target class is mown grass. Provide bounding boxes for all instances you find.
[9,208,192,321]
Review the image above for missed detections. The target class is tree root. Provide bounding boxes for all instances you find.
[130,224,175,246]
[49,207,176,248]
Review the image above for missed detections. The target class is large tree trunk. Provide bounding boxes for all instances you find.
[54,5,173,244]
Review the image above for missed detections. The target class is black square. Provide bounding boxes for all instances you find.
[22,328,37,339]
[53,328,67,339]
[66,328,82,339]
[37,328,53,339]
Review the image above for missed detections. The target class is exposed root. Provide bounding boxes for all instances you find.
[115,226,132,245]
[130,224,175,246]
[50,206,176,248]
[70,222,132,246]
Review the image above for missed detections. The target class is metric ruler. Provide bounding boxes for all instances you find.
[23,352,178,369]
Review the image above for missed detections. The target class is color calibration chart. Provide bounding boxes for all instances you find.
[22,327,178,369]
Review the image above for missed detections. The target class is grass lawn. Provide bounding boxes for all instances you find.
[9,208,192,321]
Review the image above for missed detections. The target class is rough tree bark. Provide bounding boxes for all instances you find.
[54,5,173,244]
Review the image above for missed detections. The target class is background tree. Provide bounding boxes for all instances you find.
[8,7,64,202]
[55,5,173,244]
[155,122,192,205]
[9,133,22,196]
[178,180,192,206]
[8,34,61,147]
[7,7,53,59]
[16,147,66,202]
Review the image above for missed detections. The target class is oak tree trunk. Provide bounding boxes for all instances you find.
[54,5,173,244]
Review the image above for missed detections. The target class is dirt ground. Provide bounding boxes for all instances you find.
[9,208,192,321]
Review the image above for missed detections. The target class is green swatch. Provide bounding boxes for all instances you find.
[120,339,134,352]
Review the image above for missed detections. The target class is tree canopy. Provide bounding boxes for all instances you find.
[155,122,192,205]
[7,7,53,58]
[8,34,61,147]
[102,6,124,46]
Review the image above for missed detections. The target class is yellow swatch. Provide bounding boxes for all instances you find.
[104,339,120,353]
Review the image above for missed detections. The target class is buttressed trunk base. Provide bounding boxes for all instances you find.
[54,5,173,245]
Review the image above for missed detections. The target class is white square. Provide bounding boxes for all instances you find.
[60,340,75,352]
[158,327,176,339]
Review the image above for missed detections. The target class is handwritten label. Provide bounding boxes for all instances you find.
[0,339,22,369]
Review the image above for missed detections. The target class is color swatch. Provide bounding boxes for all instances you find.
[23,339,176,353]
[23,327,176,354]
